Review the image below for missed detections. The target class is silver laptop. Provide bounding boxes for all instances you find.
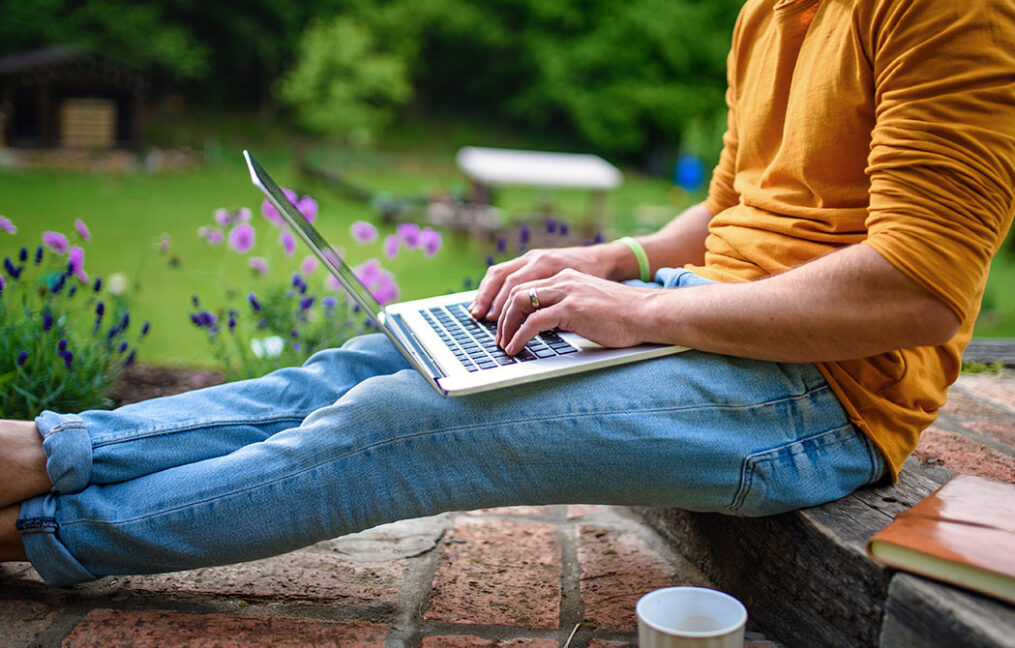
[244,150,688,396]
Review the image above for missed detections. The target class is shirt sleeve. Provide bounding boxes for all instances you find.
[861,0,1015,320]
[704,11,745,217]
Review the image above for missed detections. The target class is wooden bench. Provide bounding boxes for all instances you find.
[637,457,1015,647]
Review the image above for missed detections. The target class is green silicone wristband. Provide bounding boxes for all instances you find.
[617,236,651,283]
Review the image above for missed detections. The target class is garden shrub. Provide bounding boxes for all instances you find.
[185,194,441,381]
[0,217,147,418]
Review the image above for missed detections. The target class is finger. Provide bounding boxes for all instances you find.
[488,265,543,321]
[470,257,527,319]
[503,304,566,356]
[496,282,563,349]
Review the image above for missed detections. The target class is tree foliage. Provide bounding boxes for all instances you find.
[277,16,412,145]
[0,0,743,159]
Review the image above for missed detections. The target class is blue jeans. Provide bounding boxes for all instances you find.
[18,269,886,587]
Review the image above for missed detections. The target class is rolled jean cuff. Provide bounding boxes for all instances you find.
[34,411,93,494]
[18,494,97,587]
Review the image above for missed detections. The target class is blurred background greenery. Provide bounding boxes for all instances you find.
[1,0,1012,371]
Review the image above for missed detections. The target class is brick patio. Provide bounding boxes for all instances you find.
[2,369,1012,647]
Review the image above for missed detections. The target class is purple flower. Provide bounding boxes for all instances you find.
[120,313,130,331]
[353,259,399,305]
[261,188,299,227]
[321,296,338,308]
[486,255,495,266]
[191,295,200,307]
[300,296,315,311]
[351,221,378,243]
[593,232,605,244]
[51,272,66,293]
[228,223,256,253]
[353,259,383,285]
[546,218,557,234]
[280,230,296,256]
[118,341,128,353]
[496,237,507,254]
[141,321,151,337]
[248,292,262,311]
[74,218,91,242]
[58,338,68,353]
[18,247,27,262]
[397,223,421,248]
[228,315,236,332]
[419,227,441,257]
[205,228,224,245]
[61,350,73,371]
[124,350,136,366]
[237,207,252,222]
[42,311,54,331]
[34,246,43,264]
[261,198,283,227]
[3,257,21,280]
[300,255,318,275]
[42,231,68,254]
[68,246,87,282]
[249,257,268,275]
[0,275,5,293]
[214,208,231,227]
[371,276,400,305]
[93,277,102,292]
[17,351,27,367]
[560,222,570,236]
[95,301,105,327]
[297,195,318,223]
[0,216,16,234]
[384,234,400,259]
[520,225,530,245]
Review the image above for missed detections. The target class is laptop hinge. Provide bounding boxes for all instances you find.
[388,313,446,381]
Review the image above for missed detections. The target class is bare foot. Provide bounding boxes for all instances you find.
[0,420,51,508]
[0,504,27,561]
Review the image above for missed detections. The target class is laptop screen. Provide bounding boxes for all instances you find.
[243,150,384,324]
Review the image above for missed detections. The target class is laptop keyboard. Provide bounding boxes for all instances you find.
[420,303,578,372]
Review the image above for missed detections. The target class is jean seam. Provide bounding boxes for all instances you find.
[728,423,856,513]
[90,413,315,450]
[59,387,834,529]
[43,422,86,440]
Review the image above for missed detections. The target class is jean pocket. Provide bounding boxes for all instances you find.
[728,424,884,517]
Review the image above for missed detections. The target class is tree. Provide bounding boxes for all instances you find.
[277,15,412,145]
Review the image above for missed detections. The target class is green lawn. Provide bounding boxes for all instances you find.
[0,145,681,367]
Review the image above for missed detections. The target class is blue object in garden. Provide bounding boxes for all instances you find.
[674,154,706,192]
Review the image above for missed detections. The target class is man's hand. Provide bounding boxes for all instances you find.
[469,244,632,322]
[493,269,654,355]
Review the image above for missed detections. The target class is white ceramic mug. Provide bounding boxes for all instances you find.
[636,586,747,648]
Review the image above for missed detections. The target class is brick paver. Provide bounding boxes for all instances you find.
[60,609,387,647]
[957,373,1015,409]
[102,547,405,604]
[961,421,1015,448]
[420,637,557,647]
[575,525,684,633]
[1,600,60,648]
[914,427,1015,483]
[424,517,563,629]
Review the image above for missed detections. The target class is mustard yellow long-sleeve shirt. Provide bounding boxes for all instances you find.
[696,0,1015,478]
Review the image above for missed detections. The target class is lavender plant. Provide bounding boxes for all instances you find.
[187,192,441,381]
[0,217,148,418]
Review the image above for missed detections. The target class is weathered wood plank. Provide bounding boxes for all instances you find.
[636,460,947,648]
[879,573,1015,648]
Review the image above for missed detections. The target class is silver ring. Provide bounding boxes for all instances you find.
[528,287,541,310]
